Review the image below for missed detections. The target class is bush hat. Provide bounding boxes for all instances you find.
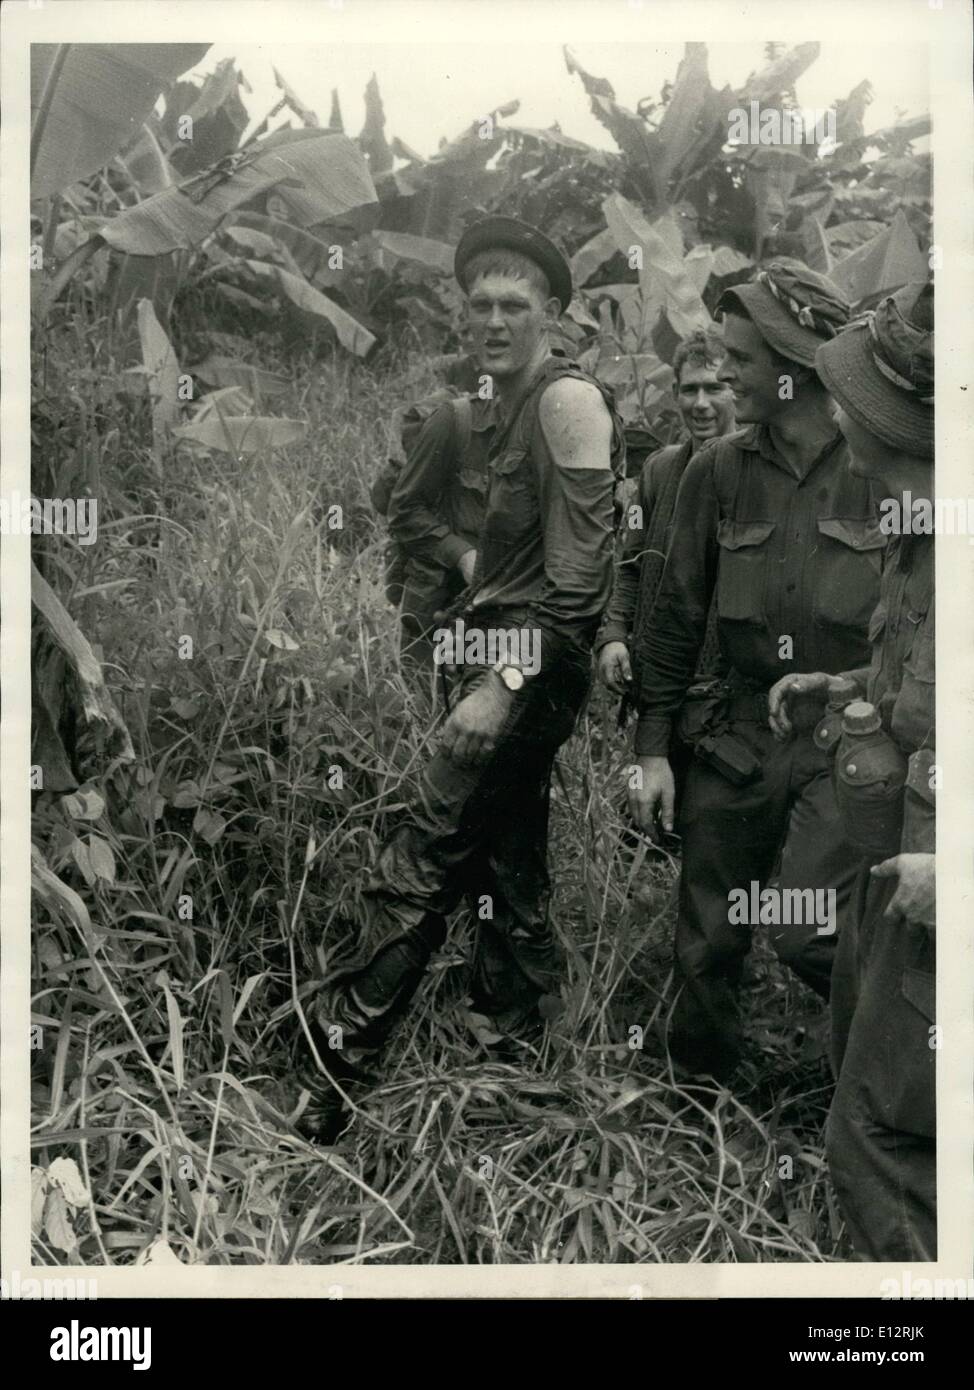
[455,215,573,312]
[815,280,934,459]
[717,258,850,367]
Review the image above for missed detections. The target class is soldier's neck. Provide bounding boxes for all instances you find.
[766,394,839,478]
[494,337,552,417]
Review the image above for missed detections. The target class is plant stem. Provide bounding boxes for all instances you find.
[30,44,72,189]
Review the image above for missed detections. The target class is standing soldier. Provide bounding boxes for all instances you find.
[299,217,624,1137]
[630,260,881,1083]
[770,281,935,1259]
[596,324,736,741]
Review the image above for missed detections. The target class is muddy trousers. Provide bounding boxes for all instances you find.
[668,721,860,1080]
[311,653,590,1072]
[826,864,936,1259]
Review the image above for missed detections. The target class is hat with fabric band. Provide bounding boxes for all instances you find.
[454,215,573,313]
[815,280,934,458]
[716,258,851,367]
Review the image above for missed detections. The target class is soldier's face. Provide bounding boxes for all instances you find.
[718,314,788,423]
[466,272,556,380]
[675,362,736,443]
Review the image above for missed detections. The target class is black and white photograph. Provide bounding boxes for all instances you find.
[3,0,973,1322]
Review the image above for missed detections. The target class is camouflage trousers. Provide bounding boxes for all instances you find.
[310,645,591,1074]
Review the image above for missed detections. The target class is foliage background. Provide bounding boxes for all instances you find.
[28,41,930,1265]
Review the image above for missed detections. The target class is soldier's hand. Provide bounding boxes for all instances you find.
[598,641,633,695]
[457,548,477,585]
[628,755,675,835]
[440,676,511,766]
[768,672,856,740]
[872,852,936,928]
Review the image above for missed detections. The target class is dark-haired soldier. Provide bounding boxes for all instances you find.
[596,324,736,715]
[631,260,884,1082]
[299,218,624,1136]
[770,281,936,1259]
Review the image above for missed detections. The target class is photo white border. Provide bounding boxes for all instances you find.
[3,0,972,1299]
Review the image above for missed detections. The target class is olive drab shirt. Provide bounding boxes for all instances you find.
[840,533,935,855]
[635,424,884,756]
[467,352,626,666]
[387,394,495,580]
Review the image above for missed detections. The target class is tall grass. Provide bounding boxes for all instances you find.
[29,302,848,1265]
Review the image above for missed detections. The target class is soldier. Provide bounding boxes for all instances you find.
[630,259,882,1083]
[769,281,935,1259]
[596,324,736,732]
[299,217,624,1137]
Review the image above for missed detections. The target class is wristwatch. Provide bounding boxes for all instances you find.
[492,660,525,693]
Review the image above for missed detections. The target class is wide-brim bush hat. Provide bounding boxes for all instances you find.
[455,215,573,313]
[716,257,851,367]
[815,280,934,458]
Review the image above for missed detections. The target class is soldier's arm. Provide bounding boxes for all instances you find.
[387,405,472,570]
[633,445,721,756]
[596,455,653,651]
[527,376,615,667]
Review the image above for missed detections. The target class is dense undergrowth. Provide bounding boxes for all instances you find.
[29,298,848,1266]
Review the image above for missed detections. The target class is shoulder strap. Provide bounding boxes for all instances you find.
[449,394,473,460]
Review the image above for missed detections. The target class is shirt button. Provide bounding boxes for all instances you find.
[787,582,797,592]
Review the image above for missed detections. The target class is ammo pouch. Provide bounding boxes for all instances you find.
[677,680,762,787]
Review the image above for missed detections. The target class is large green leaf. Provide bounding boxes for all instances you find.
[117,123,174,195]
[570,228,618,288]
[370,231,454,275]
[829,208,928,306]
[171,415,308,455]
[228,212,342,285]
[602,193,709,341]
[241,128,379,227]
[31,43,210,199]
[166,58,250,176]
[97,132,376,256]
[655,44,733,192]
[137,298,181,448]
[243,260,376,357]
[190,355,289,398]
[737,43,820,106]
[564,48,660,203]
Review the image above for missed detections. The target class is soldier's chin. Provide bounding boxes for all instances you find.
[689,420,717,440]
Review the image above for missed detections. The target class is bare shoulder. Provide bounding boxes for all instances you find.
[538,376,613,470]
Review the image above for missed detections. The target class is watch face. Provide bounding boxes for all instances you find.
[502,665,525,691]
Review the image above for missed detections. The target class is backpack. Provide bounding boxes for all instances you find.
[371,393,474,607]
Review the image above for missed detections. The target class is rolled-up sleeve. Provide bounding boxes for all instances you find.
[387,405,470,569]
[634,447,720,755]
[522,464,615,666]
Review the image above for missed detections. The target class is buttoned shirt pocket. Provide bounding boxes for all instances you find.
[486,447,537,544]
[449,462,488,543]
[715,518,776,622]
[813,517,886,631]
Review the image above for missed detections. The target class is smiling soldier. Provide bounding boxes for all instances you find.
[299,217,624,1138]
[629,260,884,1083]
[596,325,736,741]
